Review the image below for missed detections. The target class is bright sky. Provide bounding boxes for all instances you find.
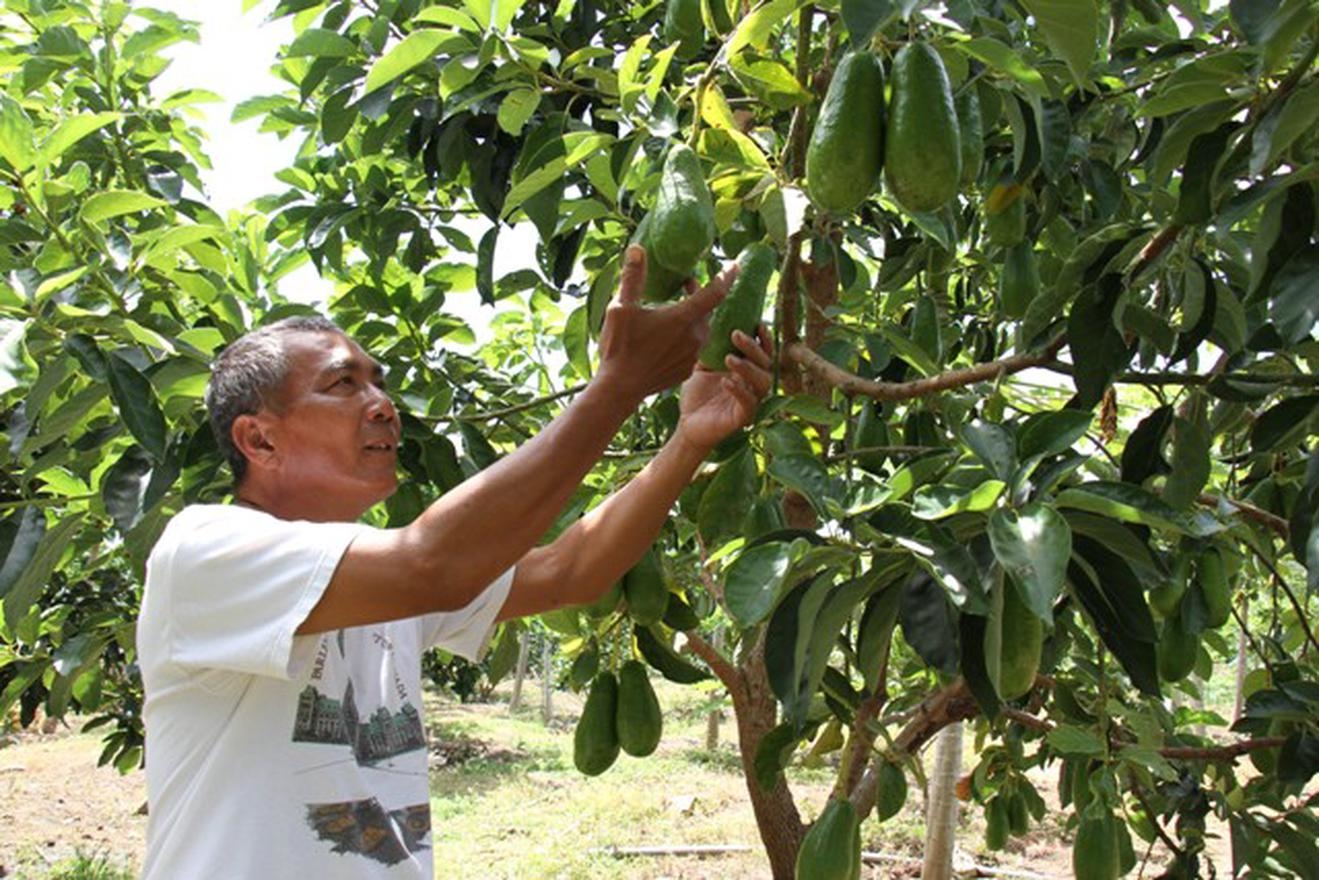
[144,1,523,327]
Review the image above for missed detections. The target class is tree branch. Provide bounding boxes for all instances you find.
[683,629,744,699]
[1003,708,1288,761]
[1197,493,1290,540]
[785,336,1065,402]
[851,679,979,817]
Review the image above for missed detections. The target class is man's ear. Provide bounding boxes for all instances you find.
[231,413,277,470]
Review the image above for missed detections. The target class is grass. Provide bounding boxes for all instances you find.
[425,678,990,879]
[13,850,135,880]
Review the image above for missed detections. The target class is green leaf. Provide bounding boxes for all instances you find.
[1055,482,1213,535]
[106,353,168,462]
[1268,245,1319,344]
[753,723,800,791]
[1257,80,1319,173]
[1020,0,1098,86]
[725,541,796,627]
[0,508,46,600]
[476,226,497,306]
[415,6,483,30]
[1068,276,1131,408]
[912,479,1005,520]
[698,447,759,542]
[954,37,1048,97]
[496,88,541,136]
[39,112,118,166]
[102,446,153,534]
[961,421,1016,482]
[729,56,813,111]
[898,571,959,674]
[0,95,36,172]
[1175,123,1234,225]
[1017,410,1093,461]
[1231,0,1282,42]
[1067,555,1160,696]
[80,190,167,223]
[1048,723,1106,756]
[3,513,85,629]
[502,132,611,219]
[726,0,806,57]
[841,0,896,48]
[988,503,1070,624]
[1251,395,1319,454]
[1164,408,1211,509]
[286,28,358,58]
[364,30,451,94]
[768,453,835,515]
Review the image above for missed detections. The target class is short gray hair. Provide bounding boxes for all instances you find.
[205,315,343,485]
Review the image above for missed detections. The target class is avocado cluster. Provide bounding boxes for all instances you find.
[805,42,972,217]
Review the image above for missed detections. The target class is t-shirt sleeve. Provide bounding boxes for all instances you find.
[153,507,366,680]
[418,565,514,659]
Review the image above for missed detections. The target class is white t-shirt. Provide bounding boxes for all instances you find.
[137,504,513,879]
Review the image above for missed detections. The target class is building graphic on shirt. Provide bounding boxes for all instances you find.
[292,680,425,764]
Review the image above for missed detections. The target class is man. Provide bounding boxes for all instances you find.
[136,246,773,878]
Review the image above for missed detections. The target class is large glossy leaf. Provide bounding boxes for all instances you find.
[0,94,36,172]
[1268,244,1319,343]
[841,0,896,48]
[1020,0,1098,86]
[1165,415,1211,513]
[106,352,168,462]
[725,540,796,627]
[363,30,453,94]
[699,447,759,542]
[1068,275,1132,409]
[3,513,85,628]
[38,111,117,166]
[0,507,46,600]
[1251,395,1319,454]
[101,446,153,535]
[961,421,1016,481]
[898,570,959,674]
[1067,557,1161,697]
[80,190,167,223]
[1017,409,1093,462]
[1055,482,1217,536]
[767,453,835,515]
[988,503,1070,624]
[911,479,1005,520]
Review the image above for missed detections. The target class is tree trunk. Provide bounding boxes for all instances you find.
[706,628,724,751]
[1235,595,1249,722]
[540,635,553,725]
[921,721,963,880]
[509,629,531,713]
[733,640,804,879]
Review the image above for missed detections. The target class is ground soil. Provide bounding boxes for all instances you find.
[0,700,1242,879]
[0,722,147,877]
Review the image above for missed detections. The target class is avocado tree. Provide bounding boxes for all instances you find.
[2,0,1318,877]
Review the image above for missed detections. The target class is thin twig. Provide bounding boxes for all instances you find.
[1249,546,1319,656]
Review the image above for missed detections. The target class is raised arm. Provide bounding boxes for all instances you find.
[499,324,774,620]
[295,248,733,633]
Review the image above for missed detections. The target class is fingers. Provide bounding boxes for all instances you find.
[730,328,773,369]
[616,245,647,307]
[675,261,737,320]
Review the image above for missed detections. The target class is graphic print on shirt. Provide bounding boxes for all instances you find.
[293,628,431,865]
[305,800,431,867]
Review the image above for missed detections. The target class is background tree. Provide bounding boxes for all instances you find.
[2,1,1317,877]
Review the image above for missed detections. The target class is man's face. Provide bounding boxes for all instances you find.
[254,330,401,520]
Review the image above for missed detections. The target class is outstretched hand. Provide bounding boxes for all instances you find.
[677,324,774,452]
[595,245,737,403]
